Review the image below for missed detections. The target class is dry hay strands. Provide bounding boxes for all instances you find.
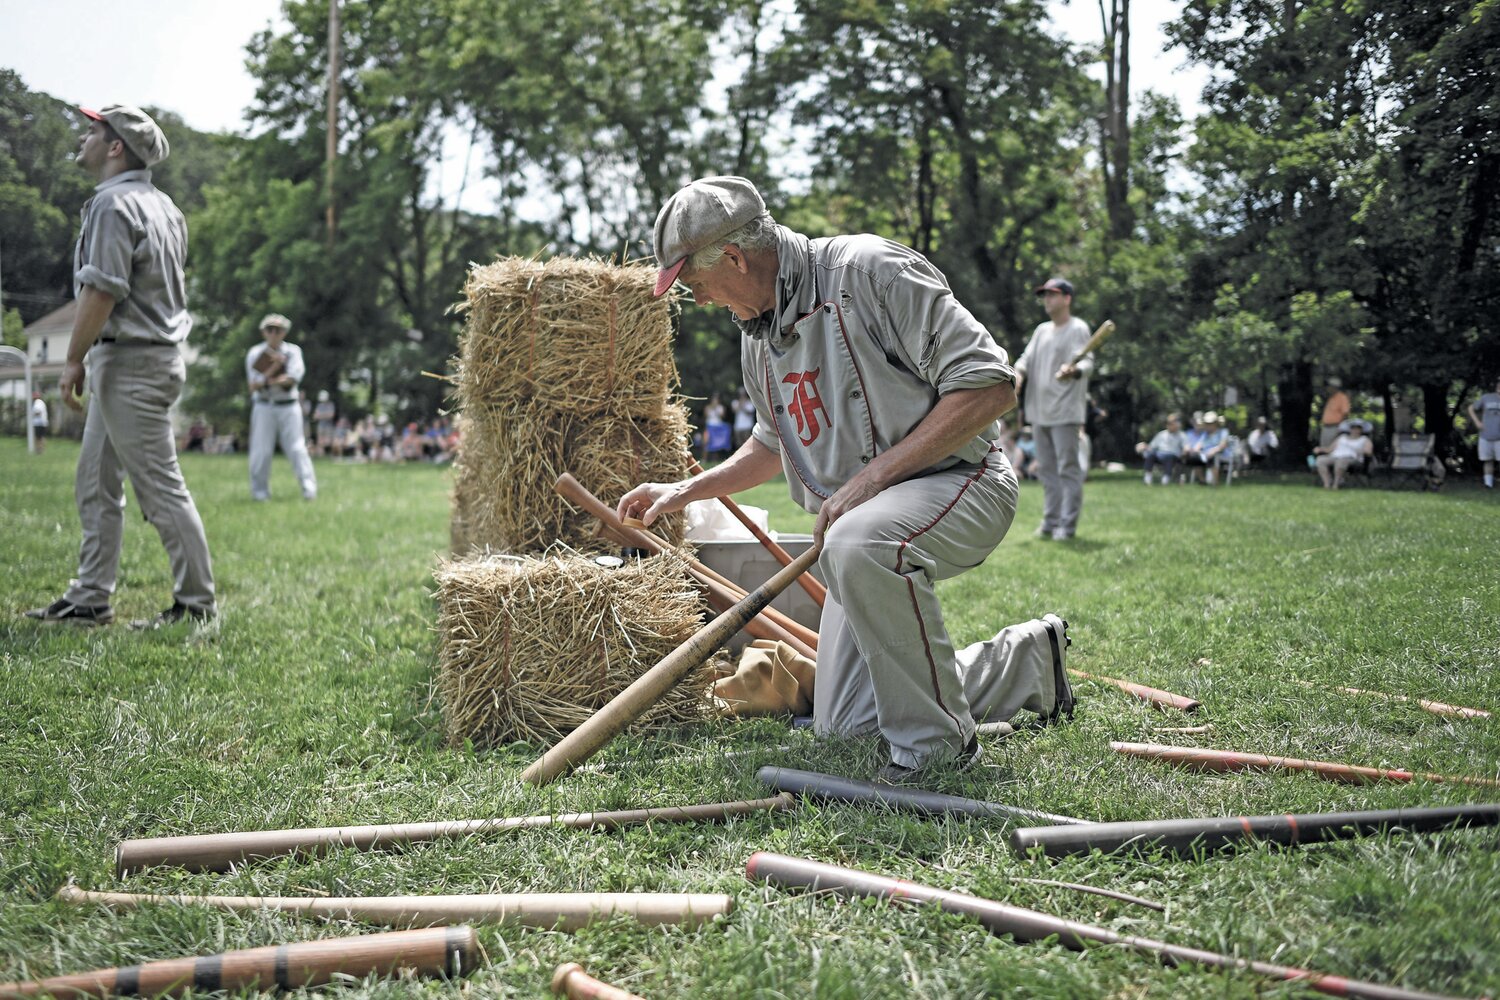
[434,547,716,749]
[456,257,677,417]
[451,400,693,555]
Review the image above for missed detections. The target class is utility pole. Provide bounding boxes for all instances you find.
[325,0,340,246]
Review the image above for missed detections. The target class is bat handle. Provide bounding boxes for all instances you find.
[551,963,643,1000]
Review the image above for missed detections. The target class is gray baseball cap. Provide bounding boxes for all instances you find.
[80,105,170,167]
[652,176,766,296]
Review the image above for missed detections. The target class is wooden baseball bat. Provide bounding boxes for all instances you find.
[552,963,643,1000]
[1068,319,1115,366]
[745,853,1458,1000]
[601,518,819,657]
[757,766,1086,826]
[1111,742,1500,788]
[0,926,476,999]
[1069,668,1200,712]
[1292,679,1491,720]
[1010,803,1500,859]
[564,474,819,655]
[57,886,733,932]
[116,794,794,874]
[689,461,827,607]
[521,542,822,785]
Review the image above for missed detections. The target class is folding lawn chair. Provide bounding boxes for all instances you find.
[1388,432,1436,489]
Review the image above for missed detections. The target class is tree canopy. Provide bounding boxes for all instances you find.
[1,0,1495,455]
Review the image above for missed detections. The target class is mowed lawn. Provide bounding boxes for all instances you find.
[2,437,1498,999]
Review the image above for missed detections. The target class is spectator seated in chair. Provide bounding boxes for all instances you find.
[1183,412,1230,484]
[1246,416,1278,467]
[1136,413,1186,485]
[1313,420,1374,490]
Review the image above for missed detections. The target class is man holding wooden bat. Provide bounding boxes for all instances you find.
[1012,278,1097,541]
[618,176,1075,783]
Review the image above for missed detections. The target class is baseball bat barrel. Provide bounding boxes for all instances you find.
[116,795,793,874]
[1293,680,1492,720]
[551,963,644,1000]
[0,926,476,1000]
[1068,319,1116,366]
[1070,669,1200,712]
[521,544,822,785]
[1010,803,1500,859]
[1111,742,1500,788]
[56,887,733,932]
[561,474,819,654]
[690,461,827,607]
[757,767,1086,826]
[745,853,1458,1000]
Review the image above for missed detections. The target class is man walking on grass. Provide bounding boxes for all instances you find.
[23,105,215,630]
[1013,278,1095,540]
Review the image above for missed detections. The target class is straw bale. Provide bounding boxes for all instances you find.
[455,257,677,416]
[434,548,716,748]
[451,399,692,554]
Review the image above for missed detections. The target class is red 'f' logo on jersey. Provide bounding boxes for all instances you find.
[781,369,831,446]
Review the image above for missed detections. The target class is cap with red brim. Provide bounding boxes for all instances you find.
[654,258,688,297]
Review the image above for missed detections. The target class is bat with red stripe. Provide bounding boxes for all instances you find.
[0,926,475,999]
[1111,742,1500,788]
[1010,803,1500,859]
[745,853,1460,1000]
[1069,669,1200,712]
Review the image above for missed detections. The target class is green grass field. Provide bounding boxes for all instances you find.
[2,438,1498,998]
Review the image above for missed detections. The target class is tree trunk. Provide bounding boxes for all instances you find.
[1422,381,1453,457]
[1279,359,1314,465]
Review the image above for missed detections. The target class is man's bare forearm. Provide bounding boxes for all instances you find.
[66,287,118,363]
[859,382,1014,493]
[684,437,783,500]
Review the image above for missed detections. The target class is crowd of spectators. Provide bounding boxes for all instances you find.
[181,405,458,464]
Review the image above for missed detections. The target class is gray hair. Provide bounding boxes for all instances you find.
[688,211,779,271]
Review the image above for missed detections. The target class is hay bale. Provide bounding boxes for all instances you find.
[455,257,677,416]
[451,399,692,554]
[434,549,715,748]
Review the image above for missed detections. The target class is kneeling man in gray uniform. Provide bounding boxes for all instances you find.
[25,105,215,629]
[618,177,1074,782]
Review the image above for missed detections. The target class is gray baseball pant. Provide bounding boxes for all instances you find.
[812,455,1065,768]
[249,400,317,499]
[1033,422,1084,535]
[64,343,216,613]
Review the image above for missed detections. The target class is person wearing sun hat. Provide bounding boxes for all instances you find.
[616,176,1077,785]
[24,104,215,630]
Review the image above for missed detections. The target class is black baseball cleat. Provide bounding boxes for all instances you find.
[23,599,114,626]
[876,735,983,785]
[1041,613,1076,725]
[129,602,217,631]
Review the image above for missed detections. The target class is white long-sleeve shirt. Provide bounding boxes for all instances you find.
[245,340,306,403]
[1013,316,1093,426]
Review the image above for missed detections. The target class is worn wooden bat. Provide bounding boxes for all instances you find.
[551,963,644,1000]
[57,886,731,932]
[746,853,1458,1000]
[1069,668,1200,712]
[1010,803,1500,859]
[116,795,794,874]
[521,544,822,785]
[1111,742,1500,788]
[0,926,476,999]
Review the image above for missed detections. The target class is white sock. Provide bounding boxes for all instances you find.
[1144,473,1151,484]
[1486,474,1495,487]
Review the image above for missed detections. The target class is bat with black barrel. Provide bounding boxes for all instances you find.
[1010,802,1500,859]
[757,766,1087,826]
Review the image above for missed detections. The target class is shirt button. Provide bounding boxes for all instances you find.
[850,390,862,399]
[774,405,785,414]
[824,304,833,313]
[860,455,870,464]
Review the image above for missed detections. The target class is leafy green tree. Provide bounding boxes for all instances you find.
[1171,0,1383,457]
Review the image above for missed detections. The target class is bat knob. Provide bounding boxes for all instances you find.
[552,963,584,995]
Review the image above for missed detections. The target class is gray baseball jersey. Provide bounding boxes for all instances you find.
[738,227,1015,512]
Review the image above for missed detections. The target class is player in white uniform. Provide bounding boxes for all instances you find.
[245,313,317,501]
[619,177,1075,782]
